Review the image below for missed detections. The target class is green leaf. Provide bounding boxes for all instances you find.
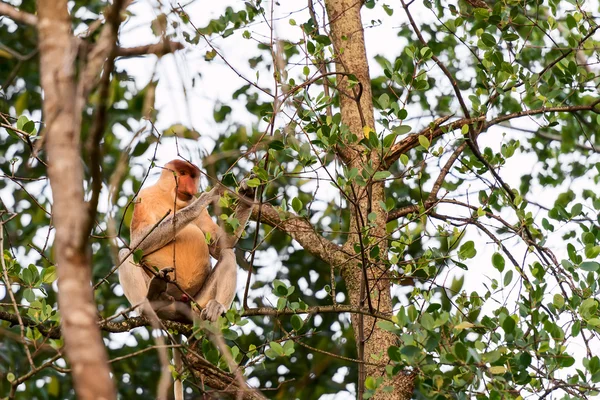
[587,318,600,328]
[23,120,35,134]
[276,297,287,311]
[163,124,200,139]
[502,316,515,334]
[222,329,238,340]
[418,135,430,150]
[580,261,600,272]
[489,366,506,375]
[41,266,57,284]
[377,321,398,332]
[387,346,401,362]
[23,288,35,302]
[373,171,391,180]
[407,305,418,322]
[283,340,295,356]
[454,321,474,331]
[453,342,467,361]
[264,348,278,359]
[481,33,496,47]
[347,167,359,181]
[421,313,435,330]
[491,252,505,272]
[270,341,284,355]
[245,178,261,188]
[458,241,476,259]
[133,249,144,264]
[205,49,217,61]
[273,279,288,297]
[553,294,565,309]
[420,47,432,59]
[392,125,411,135]
[503,270,513,286]
[269,140,285,150]
[291,197,303,213]
[365,376,377,390]
[16,115,28,130]
[378,93,390,109]
[291,315,303,331]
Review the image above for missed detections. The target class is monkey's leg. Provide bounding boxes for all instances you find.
[195,249,237,322]
[146,268,194,323]
[192,180,254,322]
[118,250,152,308]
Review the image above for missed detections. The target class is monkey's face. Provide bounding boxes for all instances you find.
[175,172,198,202]
[163,160,201,204]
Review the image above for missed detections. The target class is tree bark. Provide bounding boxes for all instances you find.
[37,2,115,399]
[324,0,415,398]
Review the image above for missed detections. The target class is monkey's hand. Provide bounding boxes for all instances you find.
[200,300,226,322]
[147,267,175,302]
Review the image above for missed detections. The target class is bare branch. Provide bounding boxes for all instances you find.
[0,2,37,25]
[116,40,185,57]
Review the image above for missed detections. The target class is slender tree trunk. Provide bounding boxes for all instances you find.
[37,2,116,399]
[324,0,414,398]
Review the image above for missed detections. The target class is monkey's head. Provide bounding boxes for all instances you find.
[161,159,201,204]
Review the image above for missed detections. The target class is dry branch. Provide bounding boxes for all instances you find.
[0,2,37,25]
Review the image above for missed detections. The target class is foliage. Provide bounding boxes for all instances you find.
[1,0,600,399]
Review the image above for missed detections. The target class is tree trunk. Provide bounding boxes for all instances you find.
[37,2,116,399]
[324,0,414,398]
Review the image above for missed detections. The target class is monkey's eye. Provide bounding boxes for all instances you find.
[179,170,186,176]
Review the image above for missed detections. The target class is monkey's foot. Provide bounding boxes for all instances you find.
[147,268,175,302]
[156,267,174,281]
[200,300,226,322]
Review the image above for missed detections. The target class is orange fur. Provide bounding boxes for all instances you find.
[130,160,220,301]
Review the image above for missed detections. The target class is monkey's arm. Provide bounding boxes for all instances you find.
[130,188,220,255]
[194,249,237,321]
[195,208,231,259]
[195,183,256,258]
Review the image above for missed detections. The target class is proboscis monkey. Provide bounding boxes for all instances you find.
[118,159,252,322]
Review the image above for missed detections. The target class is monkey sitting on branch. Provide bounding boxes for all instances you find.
[118,159,254,323]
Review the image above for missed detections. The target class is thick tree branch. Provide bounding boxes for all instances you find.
[251,204,349,268]
[187,353,266,400]
[0,304,398,338]
[242,305,393,321]
[325,0,409,398]
[37,1,117,398]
